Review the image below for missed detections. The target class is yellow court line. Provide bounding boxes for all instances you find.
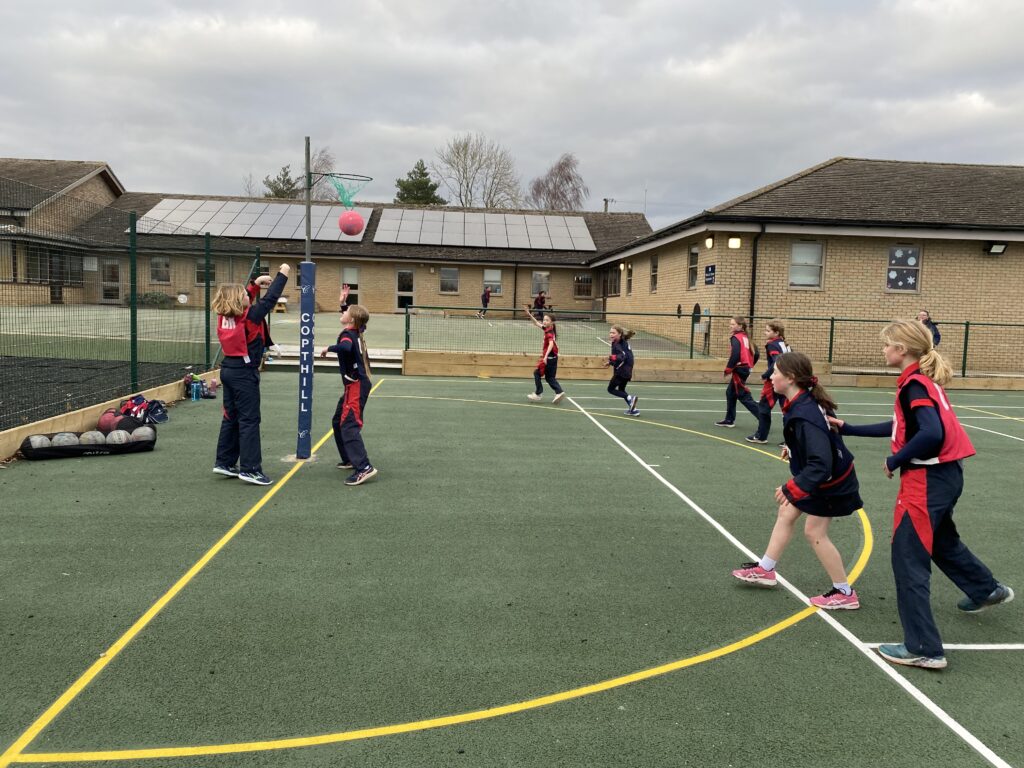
[0,380,385,768]
[8,386,873,765]
[958,404,1024,424]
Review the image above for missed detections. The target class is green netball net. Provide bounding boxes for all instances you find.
[326,174,372,209]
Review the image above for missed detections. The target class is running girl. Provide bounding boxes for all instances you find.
[746,319,790,444]
[211,263,290,486]
[604,325,638,416]
[716,316,759,428]
[732,351,862,610]
[832,319,1012,669]
[524,305,564,404]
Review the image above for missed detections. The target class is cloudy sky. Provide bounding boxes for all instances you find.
[3,0,1023,229]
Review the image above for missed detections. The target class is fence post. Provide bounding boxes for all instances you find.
[129,211,138,391]
[961,321,970,378]
[404,306,411,350]
[689,315,695,360]
[204,233,212,371]
[827,318,835,363]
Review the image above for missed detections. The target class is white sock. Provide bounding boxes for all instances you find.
[833,582,852,595]
[759,556,777,572]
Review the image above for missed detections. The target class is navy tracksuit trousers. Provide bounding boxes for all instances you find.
[725,368,759,422]
[892,461,999,657]
[332,377,371,470]
[215,366,263,473]
[534,355,563,395]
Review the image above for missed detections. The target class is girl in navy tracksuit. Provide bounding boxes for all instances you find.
[832,319,1012,669]
[732,351,863,610]
[211,263,290,486]
[524,305,564,404]
[746,319,790,444]
[716,316,760,428]
[604,325,639,416]
[321,301,376,486]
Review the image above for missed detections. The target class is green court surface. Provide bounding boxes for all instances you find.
[1,375,1021,767]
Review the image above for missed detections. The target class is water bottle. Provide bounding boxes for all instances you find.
[191,381,201,401]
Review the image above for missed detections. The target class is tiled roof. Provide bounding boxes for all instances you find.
[0,158,122,206]
[601,157,1024,260]
[110,192,653,266]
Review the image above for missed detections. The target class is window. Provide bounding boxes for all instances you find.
[886,245,921,291]
[605,266,621,297]
[688,247,699,289]
[573,272,592,298]
[789,241,823,288]
[26,247,48,282]
[150,256,170,283]
[650,255,658,293]
[343,266,359,305]
[483,268,502,295]
[195,258,216,285]
[0,241,12,282]
[258,260,270,276]
[626,263,633,296]
[531,270,550,296]
[439,266,459,293]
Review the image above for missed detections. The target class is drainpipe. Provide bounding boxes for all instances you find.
[748,223,766,320]
[513,263,519,311]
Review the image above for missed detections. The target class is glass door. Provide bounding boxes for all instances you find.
[100,259,121,303]
[396,268,414,309]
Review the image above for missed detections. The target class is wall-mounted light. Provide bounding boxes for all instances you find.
[985,242,1007,255]
[727,237,742,249]
[619,262,625,270]
[705,236,714,249]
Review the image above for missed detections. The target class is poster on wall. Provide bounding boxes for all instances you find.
[704,264,716,285]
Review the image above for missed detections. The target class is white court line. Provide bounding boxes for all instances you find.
[963,424,1024,443]
[596,337,610,346]
[566,395,1013,768]
[863,643,1024,651]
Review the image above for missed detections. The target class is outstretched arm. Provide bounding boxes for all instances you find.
[523,305,543,328]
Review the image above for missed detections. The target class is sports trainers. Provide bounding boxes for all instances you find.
[552,392,565,404]
[628,395,640,411]
[337,461,353,469]
[715,420,736,428]
[624,409,641,417]
[957,584,1014,613]
[212,465,239,477]
[238,470,272,486]
[745,434,768,444]
[527,393,542,401]
[877,643,947,670]
[810,588,860,610]
[732,562,777,587]
[345,466,378,486]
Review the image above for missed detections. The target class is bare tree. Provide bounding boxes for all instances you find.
[431,132,522,208]
[242,146,337,200]
[242,172,260,198]
[309,146,338,201]
[526,153,589,211]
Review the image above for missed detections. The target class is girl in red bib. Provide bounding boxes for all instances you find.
[716,315,759,428]
[211,263,290,486]
[832,319,1013,670]
[524,306,564,404]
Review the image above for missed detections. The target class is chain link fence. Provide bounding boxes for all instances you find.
[1,177,260,431]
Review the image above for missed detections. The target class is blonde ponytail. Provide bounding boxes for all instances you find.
[918,349,952,386]
[881,319,953,385]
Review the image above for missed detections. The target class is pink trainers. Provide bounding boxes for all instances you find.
[732,562,777,587]
[810,588,860,610]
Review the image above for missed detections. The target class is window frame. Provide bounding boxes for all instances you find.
[531,270,550,297]
[573,272,592,299]
[195,258,216,286]
[150,255,171,284]
[483,268,503,295]
[788,240,824,290]
[626,263,633,296]
[649,255,658,293]
[605,266,621,297]
[687,247,699,290]
[885,243,922,293]
[342,265,359,304]
[439,266,460,294]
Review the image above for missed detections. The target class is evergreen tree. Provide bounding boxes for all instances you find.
[263,165,301,198]
[394,159,447,205]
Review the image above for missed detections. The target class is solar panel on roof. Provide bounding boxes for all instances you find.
[369,208,596,251]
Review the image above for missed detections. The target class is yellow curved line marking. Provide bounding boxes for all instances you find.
[8,388,872,765]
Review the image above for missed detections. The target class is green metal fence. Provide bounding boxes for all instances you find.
[404,306,1024,378]
[0,176,260,431]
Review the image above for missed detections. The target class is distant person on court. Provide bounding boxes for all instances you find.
[830,319,1013,669]
[476,286,492,318]
[532,290,547,319]
[524,305,565,404]
[716,316,760,428]
[321,297,377,486]
[604,325,639,416]
[211,262,290,486]
[917,309,941,347]
[733,351,863,610]
[746,319,790,444]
